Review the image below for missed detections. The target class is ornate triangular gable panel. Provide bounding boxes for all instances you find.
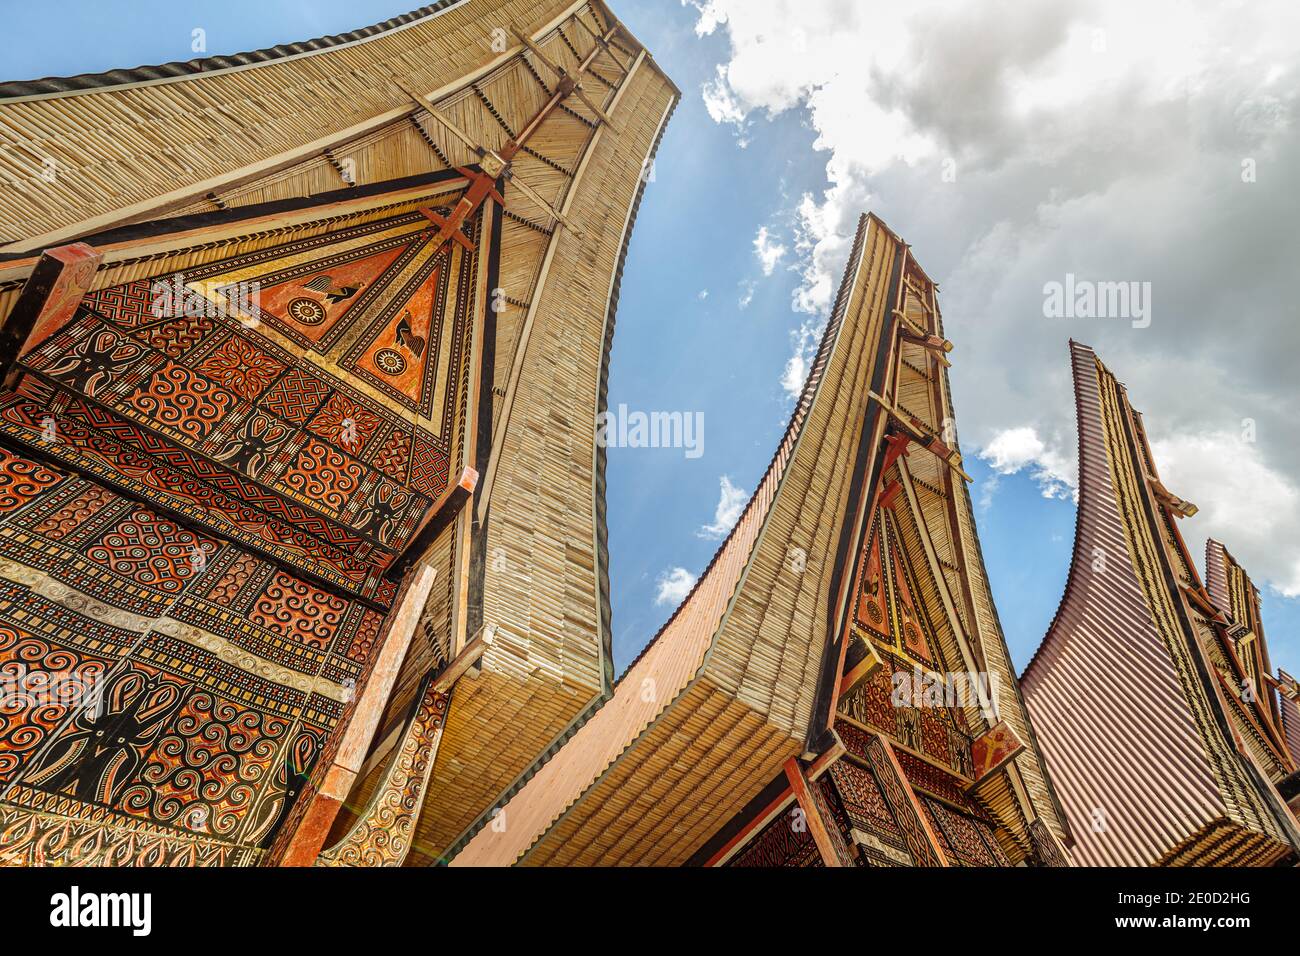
[3,193,492,599]
[0,168,497,866]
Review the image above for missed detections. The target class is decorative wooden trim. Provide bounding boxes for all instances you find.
[700,786,795,868]
[864,732,950,866]
[969,721,1025,783]
[0,243,101,384]
[274,565,437,866]
[317,674,450,867]
[783,757,854,867]
[1029,818,1072,867]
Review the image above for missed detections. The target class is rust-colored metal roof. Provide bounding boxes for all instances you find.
[1279,676,1300,769]
[1022,342,1228,865]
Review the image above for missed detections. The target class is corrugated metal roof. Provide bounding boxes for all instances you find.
[1022,342,1228,865]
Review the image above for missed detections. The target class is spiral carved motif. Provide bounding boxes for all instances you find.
[316,685,447,867]
[127,363,236,442]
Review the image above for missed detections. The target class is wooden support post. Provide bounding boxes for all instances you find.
[389,466,478,579]
[0,242,102,385]
[275,564,438,866]
[783,756,854,867]
[863,732,949,866]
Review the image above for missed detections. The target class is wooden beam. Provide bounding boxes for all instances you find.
[0,242,101,385]
[783,757,853,867]
[869,390,973,482]
[510,26,619,131]
[431,623,496,694]
[389,466,478,579]
[838,640,883,699]
[274,564,438,866]
[701,786,794,867]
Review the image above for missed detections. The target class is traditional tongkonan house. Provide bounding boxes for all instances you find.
[1021,342,1300,866]
[454,214,1074,867]
[0,0,679,866]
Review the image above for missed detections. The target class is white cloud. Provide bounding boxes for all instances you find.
[692,0,1300,611]
[1152,430,1300,597]
[779,317,822,400]
[698,474,748,539]
[701,64,749,126]
[753,225,787,276]
[737,279,756,310]
[655,566,698,606]
[979,426,1077,501]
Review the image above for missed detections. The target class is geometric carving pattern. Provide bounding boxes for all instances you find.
[0,192,491,866]
[0,453,397,863]
[921,795,1008,867]
[860,731,946,866]
[828,758,913,866]
[727,802,822,868]
[316,677,448,867]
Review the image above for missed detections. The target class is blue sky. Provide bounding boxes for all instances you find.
[4,0,1297,679]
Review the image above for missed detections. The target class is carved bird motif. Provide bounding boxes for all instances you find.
[394,311,426,358]
[301,274,363,305]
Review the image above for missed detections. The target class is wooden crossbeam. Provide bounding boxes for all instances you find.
[394,80,482,153]
[431,623,496,694]
[1,242,102,387]
[511,26,619,131]
[389,466,478,579]
[869,390,972,482]
[900,328,953,367]
[393,78,581,235]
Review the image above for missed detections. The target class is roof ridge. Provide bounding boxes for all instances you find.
[614,213,872,681]
[0,1,464,100]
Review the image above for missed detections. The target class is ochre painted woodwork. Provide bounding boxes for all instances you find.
[970,722,1025,782]
[0,175,492,866]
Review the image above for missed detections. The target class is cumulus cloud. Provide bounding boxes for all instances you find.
[1152,430,1300,597]
[779,317,823,399]
[698,474,748,539]
[979,426,1077,501]
[691,0,1300,603]
[753,225,787,276]
[655,567,698,606]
